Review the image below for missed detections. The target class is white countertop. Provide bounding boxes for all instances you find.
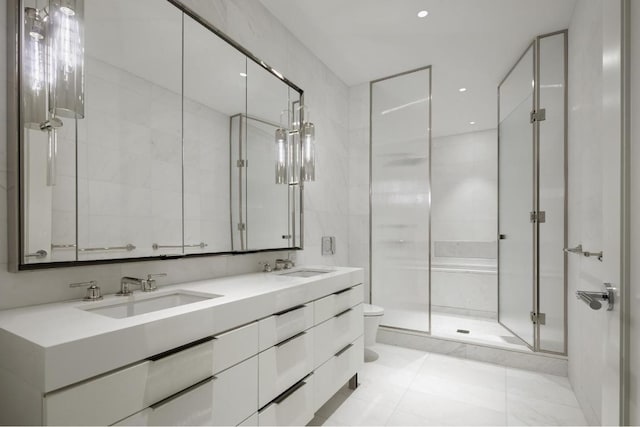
[0,266,363,393]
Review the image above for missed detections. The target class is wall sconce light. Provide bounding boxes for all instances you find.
[22,0,85,186]
[274,105,316,185]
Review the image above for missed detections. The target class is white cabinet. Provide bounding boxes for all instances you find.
[44,338,216,426]
[258,375,314,427]
[314,304,363,368]
[258,329,315,407]
[314,284,363,324]
[115,355,258,427]
[213,322,259,374]
[313,336,364,412]
[9,270,364,427]
[258,303,314,351]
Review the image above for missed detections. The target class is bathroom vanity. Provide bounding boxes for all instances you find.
[0,267,364,426]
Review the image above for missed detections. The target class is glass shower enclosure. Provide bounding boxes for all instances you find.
[370,67,432,333]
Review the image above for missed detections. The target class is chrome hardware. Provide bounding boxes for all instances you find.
[274,258,295,270]
[152,242,207,250]
[322,236,336,255]
[145,273,167,292]
[39,117,63,131]
[25,249,47,259]
[576,283,615,311]
[499,234,507,240]
[236,159,247,167]
[530,211,546,223]
[79,244,136,252]
[563,244,603,261]
[530,108,546,123]
[117,274,163,296]
[530,311,546,325]
[260,262,273,272]
[51,243,76,249]
[69,280,103,301]
[237,223,246,231]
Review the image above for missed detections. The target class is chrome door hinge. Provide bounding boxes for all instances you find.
[529,211,546,223]
[237,223,246,231]
[530,108,546,123]
[530,311,546,325]
[236,159,247,167]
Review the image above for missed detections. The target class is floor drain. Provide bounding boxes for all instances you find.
[456,329,470,334]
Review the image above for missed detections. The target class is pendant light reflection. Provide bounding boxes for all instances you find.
[274,105,316,185]
[22,0,85,186]
[23,7,47,128]
[49,0,85,119]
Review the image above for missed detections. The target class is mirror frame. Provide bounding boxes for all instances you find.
[6,0,305,271]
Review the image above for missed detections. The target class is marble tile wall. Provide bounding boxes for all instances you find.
[347,83,371,300]
[566,0,605,425]
[0,0,349,309]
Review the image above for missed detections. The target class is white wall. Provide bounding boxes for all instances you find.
[566,0,605,424]
[0,0,350,310]
[629,0,640,423]
[347,83,371,301]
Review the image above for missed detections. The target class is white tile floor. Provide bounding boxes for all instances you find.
[309,343,586,426]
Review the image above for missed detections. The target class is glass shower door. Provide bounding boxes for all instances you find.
[371,67,431,333]
[498,45,536,348]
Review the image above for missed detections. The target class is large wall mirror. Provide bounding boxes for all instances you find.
[9,0,304,269]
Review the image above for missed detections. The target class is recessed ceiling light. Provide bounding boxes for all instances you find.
[240,72,247,77]
[459,87,467,92]
[469,121,476,125]
[417,10,429,18]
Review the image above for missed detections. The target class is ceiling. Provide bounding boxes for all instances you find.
[259,0,577,137]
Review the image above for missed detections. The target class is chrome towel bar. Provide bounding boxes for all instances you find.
[152,242,208,250]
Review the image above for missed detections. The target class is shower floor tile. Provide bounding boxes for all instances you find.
[309,343,586,426]
[380,307,531,351]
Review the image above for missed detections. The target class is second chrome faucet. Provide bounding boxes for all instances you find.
[117,273,167,296]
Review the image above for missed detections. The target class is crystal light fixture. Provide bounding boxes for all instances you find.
[274,105,316,184]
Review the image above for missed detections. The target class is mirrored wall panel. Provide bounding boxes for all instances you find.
[13,0,303,268]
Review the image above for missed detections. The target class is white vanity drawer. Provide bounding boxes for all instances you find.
[114,355,258,427]
[258,374,314,427]
[258,328,314,408]
[313,336,364,412]
[258,303,314,351]
[45,337,215,426]
[314,303,363,367]
[239,412,258,426]
[314,284,363,325]
[213,321,259,374]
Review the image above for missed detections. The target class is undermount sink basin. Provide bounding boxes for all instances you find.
[278,269,334,278]
[83,291,221,319]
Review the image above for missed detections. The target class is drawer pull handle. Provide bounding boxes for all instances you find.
[147,336,215,361]
[150,375,216,409]
[335,343,353,357]
[273,376,310,405]
[333,288,351,296]
[274,304,306,317]
[335,308,352,318]
[276,331,306,347]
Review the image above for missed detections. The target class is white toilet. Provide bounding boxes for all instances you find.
[363,303,384,347]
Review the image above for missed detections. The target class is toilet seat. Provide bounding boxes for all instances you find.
[364,303,384,317]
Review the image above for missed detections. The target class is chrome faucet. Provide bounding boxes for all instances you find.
[117,273,166,296]
[275,258,295,270]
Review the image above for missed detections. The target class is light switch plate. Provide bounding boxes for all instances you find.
[321,236,335,255]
